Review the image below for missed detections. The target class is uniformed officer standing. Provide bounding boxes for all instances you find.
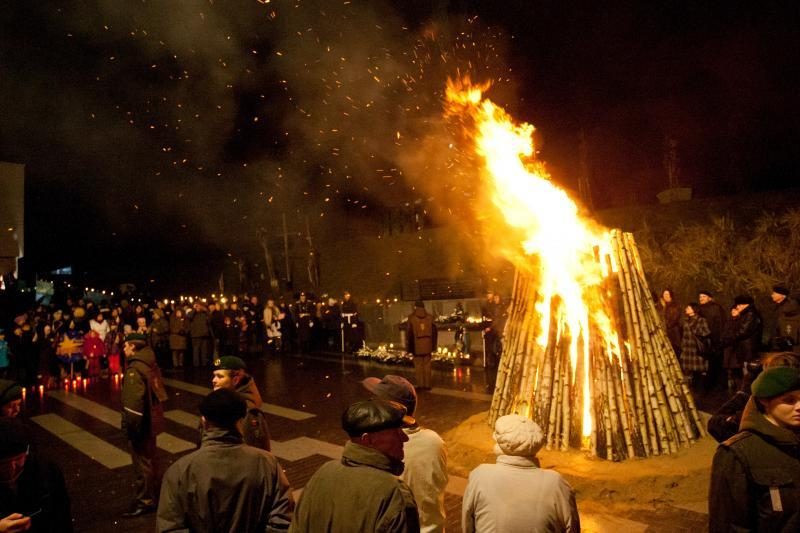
[340,291,363,352]
[295,292,315,354]
[121,332,168,518]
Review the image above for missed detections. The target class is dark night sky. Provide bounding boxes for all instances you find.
[1,1,798,287]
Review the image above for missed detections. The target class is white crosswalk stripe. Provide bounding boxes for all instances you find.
[161,377,316,420]
[31,414,131,469]
[47,390,195,454]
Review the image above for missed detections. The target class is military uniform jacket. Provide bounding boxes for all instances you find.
[121,346,168,439]
[709,398,800,532]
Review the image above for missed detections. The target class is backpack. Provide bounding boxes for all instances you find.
[243,409,271,452]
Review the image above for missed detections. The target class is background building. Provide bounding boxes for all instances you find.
[0,161,24,278]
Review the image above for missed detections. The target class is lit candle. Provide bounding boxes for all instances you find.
[21,387,26,401]
[39,385,44,395]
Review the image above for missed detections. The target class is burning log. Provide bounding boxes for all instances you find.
[489,230,705,460]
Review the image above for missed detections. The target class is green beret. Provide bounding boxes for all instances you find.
[124,333,148,344]
[214,356,247,371]
[751,366,800,398]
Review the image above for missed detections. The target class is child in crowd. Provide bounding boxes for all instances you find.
[82,329,106,378]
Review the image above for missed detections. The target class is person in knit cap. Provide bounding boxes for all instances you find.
[709,366,800,531]
[0,380,23,418]
[462,414,580,533]
[363,374,448,532]
[157,389,293,533]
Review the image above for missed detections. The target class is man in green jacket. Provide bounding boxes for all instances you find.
[121,332,168,518]
[157,389,294,532]
[290,399,420,533]
[709,366,800,532]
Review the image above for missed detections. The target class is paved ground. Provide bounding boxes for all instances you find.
[20,352,720,532]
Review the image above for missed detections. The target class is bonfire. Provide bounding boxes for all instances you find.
[445,78,705,460]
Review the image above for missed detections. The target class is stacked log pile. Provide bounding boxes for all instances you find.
[489,230,705,460]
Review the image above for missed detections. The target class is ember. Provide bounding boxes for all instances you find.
[446,78,705,459]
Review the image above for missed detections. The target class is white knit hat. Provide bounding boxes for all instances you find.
[493,414,545,457]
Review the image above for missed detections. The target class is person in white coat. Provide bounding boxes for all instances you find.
[462,414,579,533]
[363,374,448,533]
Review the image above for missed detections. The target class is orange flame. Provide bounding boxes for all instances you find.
[447,77,620,438]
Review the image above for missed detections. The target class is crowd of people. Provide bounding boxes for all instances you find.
[0,290,366,389]
[658,286,800,391]
[0,330,579,532]
[2,282,800,531]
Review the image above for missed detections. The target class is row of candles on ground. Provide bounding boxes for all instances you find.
[19,374,124,400]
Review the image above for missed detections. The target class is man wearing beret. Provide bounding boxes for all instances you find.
[157,389,294,532]
[211,356,271,451]
[290,399,420,532]
[709,366,800,531]
[121,333,168,518]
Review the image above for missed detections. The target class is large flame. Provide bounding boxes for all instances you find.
[446,77,619,438]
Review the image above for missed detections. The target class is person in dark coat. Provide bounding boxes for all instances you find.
[659,289,682,356]
[340,291,363,353]
[148,309,170,370]
[709,366,800,532]
[771,285,800,352]
[189,304,212,367]
[730,295,763,367]
[699,290,726,389]
[290,399,419,533]
[121,333,168,518]
[407,300,437,391]
[295,293,315,354]
[157,389,293,533]
[168,308,188,369]
[0,419,72,532]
